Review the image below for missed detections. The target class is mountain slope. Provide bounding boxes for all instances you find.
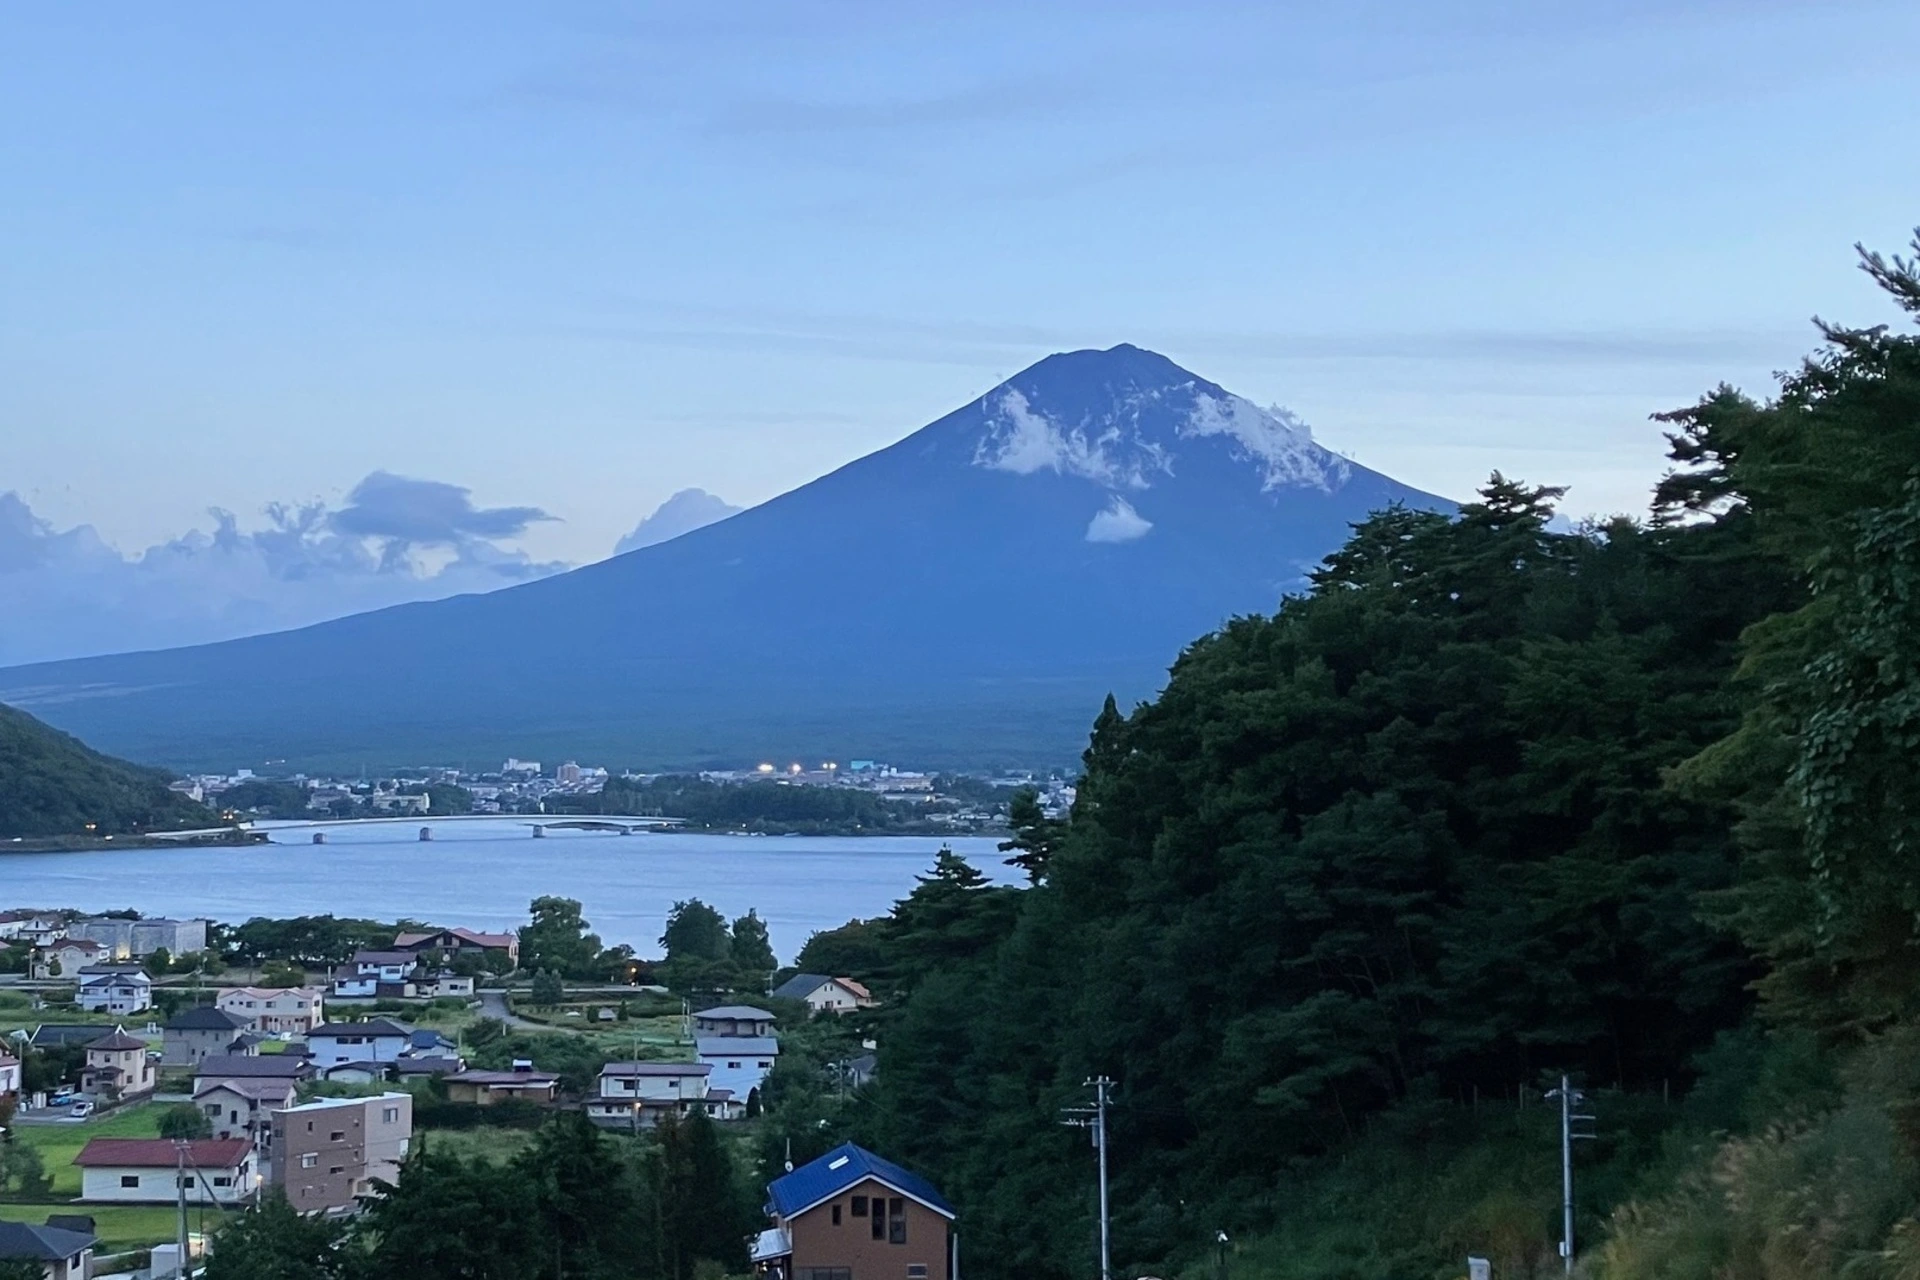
[0,702,210,836]
[0,346,1451,770]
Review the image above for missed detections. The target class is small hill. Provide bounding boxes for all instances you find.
[0,701,211,837]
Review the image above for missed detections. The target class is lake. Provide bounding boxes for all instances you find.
[0,820,1013,963]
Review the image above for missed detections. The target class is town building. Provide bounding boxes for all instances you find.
[306,1019,412,1069]
[0,910,66,943]
[161,1006,252,1067]
[0,1048,21,1098]
[391,927,520,969]
[74,966,152,1016]
[697,1035,779,1102]
[195,1075,300,1146]
[74,1137,258,1205]
[193,1053,313,1098]
[330,951,419,998]
[216,986,326,1037]
[442,1065,560,1107]
[0,1219,96,1280]
[66,917,206,960]
[30,939,105,980]
[694,1005,777,1037]
[751,1142,957,1280]
[80,1029,154,1101]
[773,974,876,1016]
[586,1061,712,1129]
[270,1092,413,1214]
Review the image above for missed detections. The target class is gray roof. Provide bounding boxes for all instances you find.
[696,1036,779,1057]
[694,1005,775,1022]
[166,1005,249,1032]
[393,1056,464,1076]
[0,1220,96,1261]
[193,1076,298,1101]
[30,1024,115,1047]
[771,973,833,1000]
[194,1054,311,1079]
[348,951,418,966]
[600,1061,711,1077]
[310,1018,412,1039]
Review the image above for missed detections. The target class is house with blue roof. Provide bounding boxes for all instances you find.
[752,1142,956,1280]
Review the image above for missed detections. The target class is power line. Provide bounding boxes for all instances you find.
[1062,1076,1114,1280]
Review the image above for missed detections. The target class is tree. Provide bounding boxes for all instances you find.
[730,909,777,976]
[260,959,306,988]
[204,1190,354,1280]
[998,787,1067,883]
[160,1102,213,1139]
[0,1260,48,1280]
[518,897,603,980]
[359,1148,540,1280]
[0,1143,50,1197]
[793,919,890,982]
[657,1109,748,1280]
[661,900,731,965]
[530,969,564,1009]
[144,945,172,977]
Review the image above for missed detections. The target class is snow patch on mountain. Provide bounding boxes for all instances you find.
[972,389,1166,490]
[1181,394,1350,492]
[1086,497,1153,544]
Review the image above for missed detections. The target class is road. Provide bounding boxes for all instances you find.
[477,989,540,1029]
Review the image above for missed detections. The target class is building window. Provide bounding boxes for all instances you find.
[727,1061,741,1070]
[120,1175,139,1188]
[872,1199,886,1240]
[330,1166,345,1175]
[300,1153,318,1169]
[909,1268,930,1279]
[851,1196,868,1217]
[798,1271,852,1280]
[330,1131,344,1141]
[890,1197,906,1244]
[382,1106,399,1123]
[832,1204,842,1226]
[213,1176,232,1187]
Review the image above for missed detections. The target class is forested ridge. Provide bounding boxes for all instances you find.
[802,237,1920,1279]
[0,700,210,837]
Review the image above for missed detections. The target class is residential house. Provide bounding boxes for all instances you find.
[586,1061,711,1129]
[270,1093,413,1213]
[694,1005,777,1038]
[74,1137,258,1204]
[194,1075,300,1147]
[0,1049,20,1098]
[74,966,151,1016]
[420,970,475,998]
[330,951,418,998]
[751,1142,956,1280]
[306,1019,412,1069]
[772,974,876,1016]
[193,1054,313,1098]
[0,911,66,944]
[161,1006,252,1067]
[215,986,325,1037]
[406,1028,458,1058]
[0,1220,96,1280]
[697,1035,779,1102]
[368,791,429,815]
[80,1029,154,1101]
[30,939,104,979]
[442,1065,559,1107]
[392,1056,464,1083]
[392,927,520,969]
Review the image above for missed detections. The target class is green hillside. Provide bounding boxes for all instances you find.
[0,700,211,837]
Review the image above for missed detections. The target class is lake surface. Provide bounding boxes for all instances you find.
[0,820,1012,962]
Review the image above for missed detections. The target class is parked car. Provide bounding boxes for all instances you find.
[48,1088,75,1106]
[68,1100,93,1118]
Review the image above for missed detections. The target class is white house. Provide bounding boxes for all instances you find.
[0,1219,95,1280]
[330,951,418,998]
[0,1048,21,1097]
[81,1028,155,1101]
[306,1019,412,1068]
[696,1036,779,1101]
[0,911,66,944]
[770,973,875,1016]
[586,1061,711,1129]
[216,986,325,1037]
[75,968,151,1016]
[75,1137,258,1204]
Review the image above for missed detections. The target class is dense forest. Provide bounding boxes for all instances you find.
[0,701,211,837]
[557,773,957,833]
[770,237,1920,1279]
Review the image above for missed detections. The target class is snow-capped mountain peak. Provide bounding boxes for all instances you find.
[967,345,1349,495]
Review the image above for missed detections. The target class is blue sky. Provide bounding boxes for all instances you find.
[3,1,1918,600]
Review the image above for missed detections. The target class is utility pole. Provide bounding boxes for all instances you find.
[1061,1077,1113,1280]
[1544,1075,1595,1276]
[174,1140,189,1280]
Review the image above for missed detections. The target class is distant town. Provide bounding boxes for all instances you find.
[162,758,1077,836]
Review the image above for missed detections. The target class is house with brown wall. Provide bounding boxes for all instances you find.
[753,1142,956,1280]
[269,1092,413,1214]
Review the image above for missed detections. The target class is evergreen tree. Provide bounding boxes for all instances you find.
[518,897,603,980]
[657,1109,748,1280]
[729,909,777,977]
[204,1191,354,1280]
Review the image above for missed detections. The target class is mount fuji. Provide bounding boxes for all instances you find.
[0,345,1451,771]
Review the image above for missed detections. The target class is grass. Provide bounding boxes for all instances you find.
[0,1202,227,1253]
[14,1102,163,1196]
[414,1126,537,1165]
